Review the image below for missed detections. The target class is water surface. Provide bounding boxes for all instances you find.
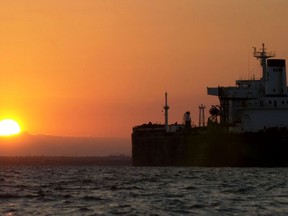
[1,166,288,215]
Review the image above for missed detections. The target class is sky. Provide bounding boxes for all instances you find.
[1,0,288,139]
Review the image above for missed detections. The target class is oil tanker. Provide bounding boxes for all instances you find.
[132,44,288,166]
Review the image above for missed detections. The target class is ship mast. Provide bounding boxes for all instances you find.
[199,104,206,127]
[163,92,169,132]
[253,43,275,81]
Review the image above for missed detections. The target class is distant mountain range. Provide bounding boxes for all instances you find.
[0,132,131,156]
[0,156,131,166]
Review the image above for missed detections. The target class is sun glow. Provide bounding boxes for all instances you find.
[0,119,21,136]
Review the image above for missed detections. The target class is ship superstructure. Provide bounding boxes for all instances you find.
[208,44,288,132]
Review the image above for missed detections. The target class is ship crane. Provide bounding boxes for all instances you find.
[208,105,221,123]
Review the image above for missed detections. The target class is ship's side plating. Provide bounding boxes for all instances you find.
[132,44,288,166]
[132,126,288,166]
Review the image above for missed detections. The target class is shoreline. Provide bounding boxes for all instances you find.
[0,156,132,166]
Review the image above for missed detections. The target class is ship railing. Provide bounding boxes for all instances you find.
[132,126,166,134]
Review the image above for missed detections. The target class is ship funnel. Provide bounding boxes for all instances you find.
[266,59,287,96]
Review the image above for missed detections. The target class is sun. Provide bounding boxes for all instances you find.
[0,119,21,136]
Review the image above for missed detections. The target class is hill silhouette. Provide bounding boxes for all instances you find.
[0,132,130,157]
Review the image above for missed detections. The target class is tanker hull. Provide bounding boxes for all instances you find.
[132,45,288,167]
[132,129,288,167]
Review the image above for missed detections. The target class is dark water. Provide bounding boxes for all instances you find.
[1,166,288,215]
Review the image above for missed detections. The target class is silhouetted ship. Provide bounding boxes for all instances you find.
[132,44,288,166]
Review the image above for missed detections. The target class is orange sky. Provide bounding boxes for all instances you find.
[1,0,288,138]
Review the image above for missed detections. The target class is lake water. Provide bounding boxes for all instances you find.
[1,166,288,215]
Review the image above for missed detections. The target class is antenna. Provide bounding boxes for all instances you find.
[253,43,275,81]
